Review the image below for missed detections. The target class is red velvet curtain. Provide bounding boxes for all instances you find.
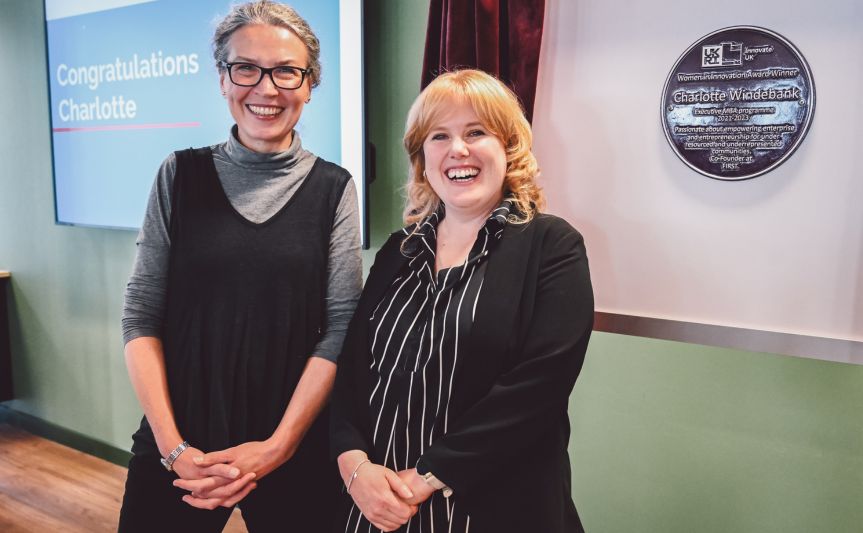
[421,0,546,123]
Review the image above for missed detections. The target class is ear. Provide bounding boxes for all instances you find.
[219,70,228,96]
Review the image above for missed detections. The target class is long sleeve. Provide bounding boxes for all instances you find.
[330,233,403,458]
[310,179,362,362]
[417,220,594,498]
[121,154,176,344]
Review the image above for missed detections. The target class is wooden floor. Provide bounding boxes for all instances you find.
[0,424,248,532]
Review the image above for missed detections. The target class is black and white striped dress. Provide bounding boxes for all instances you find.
[343,203,510,533]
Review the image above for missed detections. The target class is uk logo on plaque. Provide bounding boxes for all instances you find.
[662,26,815,180]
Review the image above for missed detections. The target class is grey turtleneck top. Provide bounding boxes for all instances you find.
[122,128,362,362]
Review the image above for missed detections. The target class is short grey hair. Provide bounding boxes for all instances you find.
[212,1,321,88]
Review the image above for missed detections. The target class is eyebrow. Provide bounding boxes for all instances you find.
[230,56,302,65]
[430,121,485,130]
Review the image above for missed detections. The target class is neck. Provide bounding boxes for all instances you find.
[237,129,294,154]
[439,210,488,236]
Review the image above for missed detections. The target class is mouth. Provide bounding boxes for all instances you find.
[445,167,480,182]
[246,104,284,118]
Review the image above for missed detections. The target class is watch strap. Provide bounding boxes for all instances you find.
[160,440,190,472]
[421,471,453,498]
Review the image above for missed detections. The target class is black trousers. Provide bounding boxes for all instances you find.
[118,439,339,533]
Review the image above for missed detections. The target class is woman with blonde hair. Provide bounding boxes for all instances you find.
[331,69,594,532]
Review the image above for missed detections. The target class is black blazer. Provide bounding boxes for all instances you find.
[331,214,594,532]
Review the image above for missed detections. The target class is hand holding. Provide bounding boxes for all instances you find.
[193,438,293,480]
[396,468,435,506]
[170,445,258,509]
[345,461,417,532]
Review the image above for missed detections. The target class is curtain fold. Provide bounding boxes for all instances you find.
[421,0,545,123]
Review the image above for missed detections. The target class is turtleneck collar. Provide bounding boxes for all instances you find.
[223,125,310,171]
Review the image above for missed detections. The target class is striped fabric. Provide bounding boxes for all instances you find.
[343,202,511,533]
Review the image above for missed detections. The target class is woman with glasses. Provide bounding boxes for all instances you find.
[118,1,361,531]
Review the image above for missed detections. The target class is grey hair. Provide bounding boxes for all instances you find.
[212,1,321,88]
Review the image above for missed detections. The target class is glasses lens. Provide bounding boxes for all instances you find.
[230,63,262,86]
[272,66,304,89]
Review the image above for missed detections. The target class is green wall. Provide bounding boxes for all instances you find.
[1,1,861,532]
[0,0,142,448]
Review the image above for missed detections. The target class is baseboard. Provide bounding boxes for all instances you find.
[0,404,132,467]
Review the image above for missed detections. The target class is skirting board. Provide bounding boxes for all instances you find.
[0,404,132,467]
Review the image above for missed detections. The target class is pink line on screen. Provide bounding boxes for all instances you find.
[53,122,201,133]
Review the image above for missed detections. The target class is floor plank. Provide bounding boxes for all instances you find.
[0,424,247,532]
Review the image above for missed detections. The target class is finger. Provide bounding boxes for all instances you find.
[194,449,234,467]
[201,463,241,479]
[376,496,415,524]
[181,494,223,511]
[220,481,257,508]
[370,519,399,532]
[201,472,256,499]
[385,469,414,500]
[172,476,223,494]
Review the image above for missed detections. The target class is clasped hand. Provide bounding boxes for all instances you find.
[172,440,292,509]
[346,463,435,532]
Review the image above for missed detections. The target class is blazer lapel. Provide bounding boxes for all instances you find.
[457,222,535,408]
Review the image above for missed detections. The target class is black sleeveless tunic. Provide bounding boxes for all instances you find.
[132,147,350,457]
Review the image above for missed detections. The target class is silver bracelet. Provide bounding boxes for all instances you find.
[160,441,190,472]
[346,459,371,493]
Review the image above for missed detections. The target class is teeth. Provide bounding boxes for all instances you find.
[248,105,283,116]
[446,168,479,179]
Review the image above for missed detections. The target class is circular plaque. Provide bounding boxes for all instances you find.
[661,26,815,180]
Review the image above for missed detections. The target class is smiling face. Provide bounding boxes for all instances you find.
[220,23,311,153]
[422,99,507,220]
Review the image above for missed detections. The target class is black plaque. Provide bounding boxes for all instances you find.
[662,26,815,180]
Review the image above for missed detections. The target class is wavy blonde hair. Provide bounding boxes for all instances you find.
[402,69,544,226]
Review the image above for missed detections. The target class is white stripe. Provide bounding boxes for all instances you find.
[403,317,427,470]
[372,272,414,356]
[344,503,356,533]
[420,238,435,258]
[371,282,424,440]
[444,262,477,432]
[472,277,484,322]
[428,269,455,443]
[370,271,416,363]
[418,268,451,452]
[383,406,398,468]
[447,500,454,530]
[466,515,471,533]
[404,370,415,470]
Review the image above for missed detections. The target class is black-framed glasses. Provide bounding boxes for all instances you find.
[220,61,309,90]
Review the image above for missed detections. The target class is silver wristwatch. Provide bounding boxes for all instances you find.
[160,441,190,471]
[421,471,453,498]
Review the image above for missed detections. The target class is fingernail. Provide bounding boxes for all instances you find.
[229,467,240,478]
[172,480,179,487]
[193,456,203,464]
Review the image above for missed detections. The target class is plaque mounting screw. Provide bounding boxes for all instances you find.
[667,105,674,112]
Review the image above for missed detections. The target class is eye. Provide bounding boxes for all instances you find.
[429,132,448,141]
[234,63,257,72]
[274,66,300,76]
[467,129,486,137]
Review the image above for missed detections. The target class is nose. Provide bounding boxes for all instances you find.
[254,72,280,96]
[449,136,469,158]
